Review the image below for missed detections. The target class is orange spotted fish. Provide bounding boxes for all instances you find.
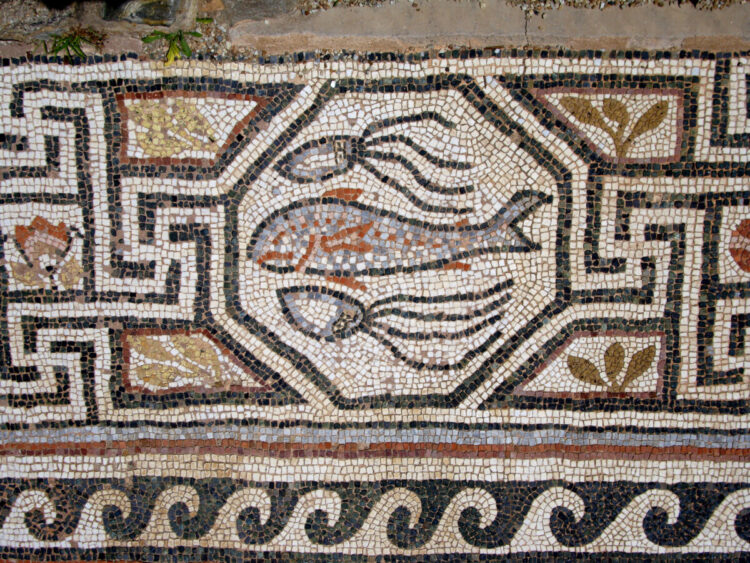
[249,189,551,290]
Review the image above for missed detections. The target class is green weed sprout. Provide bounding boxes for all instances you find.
[142,29,203,65]
[41,27,106,62]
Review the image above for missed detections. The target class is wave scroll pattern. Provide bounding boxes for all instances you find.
[0,480,748,554]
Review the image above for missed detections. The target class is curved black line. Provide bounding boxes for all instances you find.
[370,279,515,308]
[370,312,505,341]
[371,291,512,322]
[361,111,456,138]
[361,161,473,214]
[363,150,475,195]
[362,325,491,371]
[364,134,474,170]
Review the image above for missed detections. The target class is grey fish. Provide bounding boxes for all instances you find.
[249,189,550,290]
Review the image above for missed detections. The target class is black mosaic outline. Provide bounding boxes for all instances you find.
[484,187,750,413]
[0,550,743,562]
[476,69,747,412]
[698,193,750,390]
[108,320,304,411]
[0,315,304,427]
[498,72,702,171]
[2,48,748,70]
[710,56,750,149]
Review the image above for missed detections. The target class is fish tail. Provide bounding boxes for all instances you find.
[488,191,552,251]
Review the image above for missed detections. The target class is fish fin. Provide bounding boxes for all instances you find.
[442,261,471,271]
[505,191,553,227]
[321,222,374,253]
[326,276,367,291]
[503,225,541,251]
[294,234,319,272]
[257,251,294,265]
[321,188,362,201]
[489,191,552,251]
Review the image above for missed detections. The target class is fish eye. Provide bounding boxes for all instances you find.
[331,307,364,339]
[278,288,366,341]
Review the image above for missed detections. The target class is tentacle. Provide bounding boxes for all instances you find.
[361,161,472,215]
[364,135,473,170]
[361,111,456,138]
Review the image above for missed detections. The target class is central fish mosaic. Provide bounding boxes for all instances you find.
[231,76,562,398]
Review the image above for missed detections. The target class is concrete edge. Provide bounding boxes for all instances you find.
[229,0,750,52]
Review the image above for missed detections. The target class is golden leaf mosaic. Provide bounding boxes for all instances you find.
[0,50,747,560]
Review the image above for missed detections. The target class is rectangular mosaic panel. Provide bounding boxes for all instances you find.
[0,49,748,559]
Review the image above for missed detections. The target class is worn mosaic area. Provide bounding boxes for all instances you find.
[0,50,748,559]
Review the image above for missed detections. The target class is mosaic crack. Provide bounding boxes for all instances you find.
[0,49,747,558]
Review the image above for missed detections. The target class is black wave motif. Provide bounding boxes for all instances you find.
[101,478,169,540]
[236,483,298,545]
[0,479,99,543]
[546,483,747,548]
[547,482,646,547]
[302,483,382,545]
[456,482,550,547]
[166,479,239,540]
[642,483,741,547]
[385,482,465,549]
[736,506,750,543]
[0,478,748,550]
[102,477,239,541]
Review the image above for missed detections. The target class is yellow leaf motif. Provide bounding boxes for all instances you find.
[134,363,184,388]
[602,98,629,129]
[559,95,669,159]
[567,355,607,388]
[127,333,227,390]
[559,96,608,129]
[130,100,218,158]
[629,101,668,140]
[618,345,656,392]
[603,342,624,389]
[566,342,657,393]
[170,334,222,384]
[128,335,176,363]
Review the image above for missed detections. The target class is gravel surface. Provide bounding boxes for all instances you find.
[0,0,76,38]
[298,0,746,14]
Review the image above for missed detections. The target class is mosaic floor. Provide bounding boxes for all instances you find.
[0,49,748,559]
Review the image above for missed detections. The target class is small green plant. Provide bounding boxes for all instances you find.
[40,27,106,62]
[142,29,203,65]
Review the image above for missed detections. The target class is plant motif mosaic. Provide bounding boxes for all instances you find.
[0,50,748,559]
